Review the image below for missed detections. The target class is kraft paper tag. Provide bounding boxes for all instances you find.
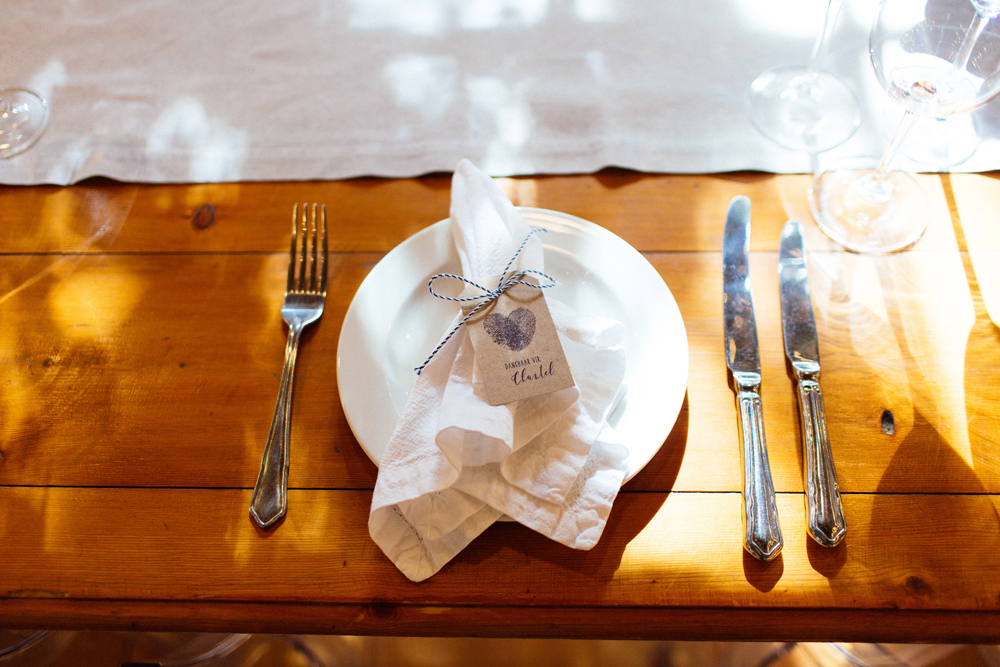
[462,275,574,406]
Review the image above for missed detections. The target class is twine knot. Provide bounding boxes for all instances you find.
[414,229,554,375]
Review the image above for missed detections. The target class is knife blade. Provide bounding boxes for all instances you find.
[723,196,782,561]
[778,220,846,547]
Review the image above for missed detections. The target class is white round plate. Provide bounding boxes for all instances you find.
[336,208,688,482]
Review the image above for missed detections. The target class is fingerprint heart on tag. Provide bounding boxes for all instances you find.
[483,307,536,351]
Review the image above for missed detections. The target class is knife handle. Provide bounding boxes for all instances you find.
[736,386,783,561]
[797,378,847,547]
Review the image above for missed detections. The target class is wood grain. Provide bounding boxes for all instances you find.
[1,599,997,642]
[1,488,999,638]
[0,488,996,608]
[2,249,998,492]
[0,171,962,255]
[1,172,1000,639]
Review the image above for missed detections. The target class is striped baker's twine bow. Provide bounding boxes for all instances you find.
[414,229,555,375]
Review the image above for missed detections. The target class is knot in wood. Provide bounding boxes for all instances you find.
[880,409,895,435]
[904,575,933,598]
[192,203,215,230]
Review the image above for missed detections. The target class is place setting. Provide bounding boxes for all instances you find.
[245,163,857,578]
[240,0,1000,584]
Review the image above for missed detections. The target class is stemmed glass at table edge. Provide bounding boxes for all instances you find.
[0,86,48,159]
[808,0,1000,254]
[748,0,863,156]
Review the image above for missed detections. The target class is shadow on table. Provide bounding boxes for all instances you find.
[837,177,1000,605]
[796,201,1000,601]
[867,248,1000,579]
[743,550,784,593]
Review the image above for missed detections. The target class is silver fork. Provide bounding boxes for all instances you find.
[250,203,328,529]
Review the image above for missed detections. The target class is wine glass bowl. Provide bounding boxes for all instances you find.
[810,0,1000,253]
[873,3,1000,115]
[748,0,862,153]
[0,87,49,159]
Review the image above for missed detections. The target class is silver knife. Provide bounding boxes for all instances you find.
[778,220,846,547]
[723,196,783,561]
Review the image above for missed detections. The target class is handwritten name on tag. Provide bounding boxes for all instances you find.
[463,276,574,406]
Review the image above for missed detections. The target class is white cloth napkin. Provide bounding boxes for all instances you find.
[369,159,628,582]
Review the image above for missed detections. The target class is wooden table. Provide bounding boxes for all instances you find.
[2,171,1000,642]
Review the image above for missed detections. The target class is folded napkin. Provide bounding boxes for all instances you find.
[369,159,628,582]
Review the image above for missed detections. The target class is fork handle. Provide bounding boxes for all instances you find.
[250,323,305,529]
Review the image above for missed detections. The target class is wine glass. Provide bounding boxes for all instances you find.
[810,0,1000,253]
[749,0,862,153]
[0,87,48,158]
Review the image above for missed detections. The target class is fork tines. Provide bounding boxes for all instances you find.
[288,203,328,296]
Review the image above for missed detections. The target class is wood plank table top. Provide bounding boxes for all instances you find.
[2,171,1000,641]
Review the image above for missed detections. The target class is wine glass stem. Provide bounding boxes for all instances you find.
[808,150,821,176]
[806,0,843,77]
[953,12,990,72]
[874,110,919,180]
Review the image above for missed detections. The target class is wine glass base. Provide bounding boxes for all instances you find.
[749,66,861,152]
[0,88,49,159]
[808,160,929,253]
[903,113,980,168]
